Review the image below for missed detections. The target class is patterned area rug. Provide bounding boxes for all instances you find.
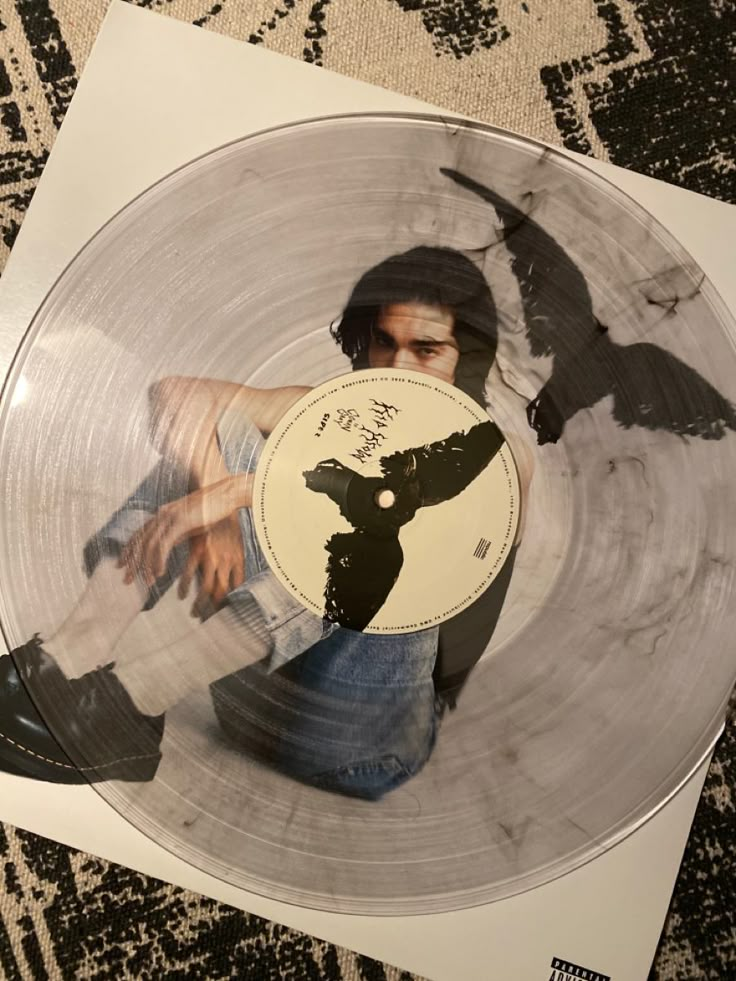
[0,1,734,978]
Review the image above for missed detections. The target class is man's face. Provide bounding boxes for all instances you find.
[368,302,460,385]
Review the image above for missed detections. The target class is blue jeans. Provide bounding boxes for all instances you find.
[84,414,439,800]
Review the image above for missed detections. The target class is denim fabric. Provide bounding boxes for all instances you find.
[84,410,440,800]
[211,624,439,800]
[216,415,340,668]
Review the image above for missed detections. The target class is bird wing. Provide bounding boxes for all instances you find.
[441,167,599,359]
[379,419,504,507]
[322,530,404,632]
[442,167,736,446]
[612,342,736,439]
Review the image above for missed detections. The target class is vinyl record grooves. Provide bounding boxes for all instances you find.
[1,113,735,914]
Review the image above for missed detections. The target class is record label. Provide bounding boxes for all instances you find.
[253,370,519,632]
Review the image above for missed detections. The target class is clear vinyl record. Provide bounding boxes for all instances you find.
[1,113,735,914]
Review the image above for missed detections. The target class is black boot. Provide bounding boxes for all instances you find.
[0,636,164,784]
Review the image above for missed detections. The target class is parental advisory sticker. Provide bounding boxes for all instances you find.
[549,957,611,981]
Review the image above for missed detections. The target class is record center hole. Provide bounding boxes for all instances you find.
[374,488,395,510]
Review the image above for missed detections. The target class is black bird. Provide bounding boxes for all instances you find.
[441,167,736,445]
[303,420,504,631]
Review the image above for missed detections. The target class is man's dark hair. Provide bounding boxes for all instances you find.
[331,246,498,406]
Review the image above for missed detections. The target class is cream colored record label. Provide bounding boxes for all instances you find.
[253,370,519,633]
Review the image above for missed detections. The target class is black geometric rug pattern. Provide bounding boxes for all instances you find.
[0,1,734,978]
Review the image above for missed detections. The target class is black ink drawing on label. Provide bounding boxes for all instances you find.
[304,419,503,631]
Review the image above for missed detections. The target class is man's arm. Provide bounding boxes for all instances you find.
[147,376,310,490]
[121,379,309,594]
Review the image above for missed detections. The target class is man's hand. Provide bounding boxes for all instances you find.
[119,475,252,587]
[177,517,246,617]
